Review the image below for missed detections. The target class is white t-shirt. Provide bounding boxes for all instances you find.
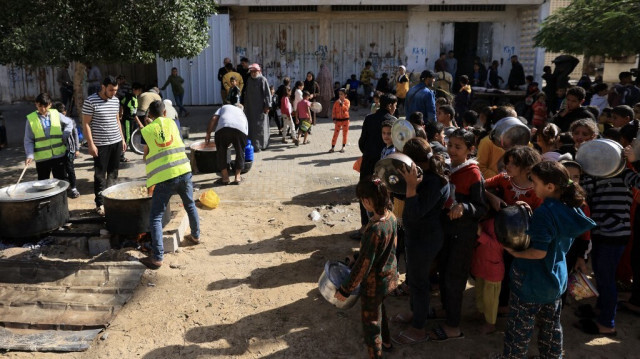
[215,105,248,135]
[293,89,303,111]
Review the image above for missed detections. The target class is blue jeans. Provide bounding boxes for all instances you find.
[174,93,187,115]
[150,172,200,261]
[592,241,626,328]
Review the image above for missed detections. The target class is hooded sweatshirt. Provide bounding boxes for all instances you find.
[511,198,596,304]
[472,218,504,282]
[443,160,487,229]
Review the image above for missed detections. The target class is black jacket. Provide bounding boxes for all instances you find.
[552,107,596,132]
[359,109,396,176]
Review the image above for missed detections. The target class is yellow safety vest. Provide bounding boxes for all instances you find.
[27,109,67,162]
[141,117,191,187]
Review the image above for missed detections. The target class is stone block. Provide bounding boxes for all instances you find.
[163,233,179,253]
[88,237,111,256]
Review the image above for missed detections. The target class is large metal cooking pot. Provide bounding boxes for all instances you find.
[490,117,531,150]
[101,181,171,235]
[0,180,69,238]
[190,140,229,174]
[494,204,531,251]
[318,261,360,310]
[374,153,423,195]
[575,139,626,178]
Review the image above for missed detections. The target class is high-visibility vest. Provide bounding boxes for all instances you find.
[141,117,191,187]
[27,109,67,162]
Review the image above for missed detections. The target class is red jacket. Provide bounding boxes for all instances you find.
[471,218,504,282]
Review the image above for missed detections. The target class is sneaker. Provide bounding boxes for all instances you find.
[69,188,80,199]
[95,205,105,216]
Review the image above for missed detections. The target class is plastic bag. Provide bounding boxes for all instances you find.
[353,157,363,172]
[199,189,220,209]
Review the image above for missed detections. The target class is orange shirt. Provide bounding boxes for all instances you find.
[332,99,350,120]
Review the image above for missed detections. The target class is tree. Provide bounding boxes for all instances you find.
[534,0,640,58]
[0,0,217,106]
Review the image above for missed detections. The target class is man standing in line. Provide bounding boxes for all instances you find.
[86,63,102,95]
[243,63,271,152]
[218,57,231,103]
[139,100,200,270]
[445,51,458,83]
[82,76,126,216]
[57,64,73,110]
[160,67,189,117]
[405,70,437,123]
[360,61,377,107]
[507,55,526,91]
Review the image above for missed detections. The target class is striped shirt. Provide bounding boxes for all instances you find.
[82,93,122,146]
[582,168,640,245]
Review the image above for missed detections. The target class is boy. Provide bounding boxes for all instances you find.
[611,105,634,129]
[462,110,478,129]
[52,102,80,198]
[296,91,312,145]
[380,119,395,159]
[598,107,614,134]
[590,83,609,114]
[227,77,241,105]
[425,120,449,159]
[551,86,595,132]
[437,104,457,143]
[371,93,381,114]
[346,74,360,108]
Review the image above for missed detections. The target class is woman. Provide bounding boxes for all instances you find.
[303,72,320,127]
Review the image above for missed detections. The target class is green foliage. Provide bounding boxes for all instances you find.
[0,0,217,66]
[534,0,640,57]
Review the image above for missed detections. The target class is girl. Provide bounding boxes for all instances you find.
[280,87,298,146]
[497,161,595,358]
[329,88,350,153]
[429,128,487,341]
[536,123,566,162]
[390,138,450,344]
[291,81,304,125]
[335,177,398,359]
[303,72,320,128]
[570,119,599,150]
[575,145,640,336]
[296,91,313,145]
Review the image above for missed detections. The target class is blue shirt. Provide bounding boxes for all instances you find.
[405,83,436,123]
[510,198,595,304]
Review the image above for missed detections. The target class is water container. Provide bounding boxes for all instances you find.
[245,140,254,162]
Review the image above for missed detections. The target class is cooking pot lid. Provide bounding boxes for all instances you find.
[0,180,69,202]
[391,119,416,151]
[576,139,625,178]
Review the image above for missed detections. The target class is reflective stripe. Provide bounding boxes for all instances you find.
[145,146,186,164]
[147,157,190,178]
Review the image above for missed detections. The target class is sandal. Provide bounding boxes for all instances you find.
[120,157,130,163]
[140,256,162,270]
[574,319,617,337]
[428,325,464,342]
[184,234,201,245]
[214,178,230,186]
[575,304,597,319]
[391,331,428,345]
[231,177,243,185]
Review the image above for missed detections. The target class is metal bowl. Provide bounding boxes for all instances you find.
[391,119,415,151]
[310,102,322,113]
[32,179,60,191]
[318,261,360,310]
[490,117,531,150]
[374,153,422,195]
[494,204,531,251]
[576,139,626,178]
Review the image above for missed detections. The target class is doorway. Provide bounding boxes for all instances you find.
[453,22,479,81]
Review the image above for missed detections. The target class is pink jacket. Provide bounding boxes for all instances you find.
[471,218,504,282]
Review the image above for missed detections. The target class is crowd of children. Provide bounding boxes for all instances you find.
[332,68,640,358]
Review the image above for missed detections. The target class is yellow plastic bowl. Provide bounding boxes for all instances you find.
[199,190,220,209]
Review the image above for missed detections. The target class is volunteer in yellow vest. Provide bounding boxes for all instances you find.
[395,65,410,116]
[139,100,200,270]
[24,92,73,180]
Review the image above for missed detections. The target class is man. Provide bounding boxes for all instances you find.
[218,57,231,103]
[551,86,595,132]
[116,74,131,99]
[434,53,447,72]
[507,55,526,91]
[394,65,410,116]
[222,63,243,104]
[445,50,458,81]
[86,63,102,95]
[24,92,73,180]
[160,67,189,117]
[139,100,200,270]
[609,71,640,107]
[137,87,163,127]
[360,61,377,106]
[205,104,248,185]
[82,76,126,216]
[56,64,73,110]
[243,63,271,152]
[405,70,437,123]
[119,82,143,153]
[237,57,250,86]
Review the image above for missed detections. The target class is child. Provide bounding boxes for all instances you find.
[280,87,298,146]
[296,91,312,145]
[429,128,487,341]
[497,161,595,358]
[536,123,562,161]
[611,105,634,129]
[424,120,448,159]
[226,77,241,105]
[291,81,304,123]
[52,101,80,198]
[346,74,360,108]
[390,138,450,344]
[551,86,595,132]
[380,120,395,159]
[371,93,381,114]
[590,83,609,115]
[569,118,598,153]
[575,141,640,336]
[335,177,398,358]
[472,218,503,334]
[597,107,613,134]
[532,92,548,130]
[437,105,457,144]
[330,88,351,153]
[435,97,449,113]
[462,110,478,129]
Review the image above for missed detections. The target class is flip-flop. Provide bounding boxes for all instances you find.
[140,256,162,270]
[231,177,244,185]
[214,178,230,186]
[574,319,617,337]
[575,304,597,319]
[428,325,464,342]
[389,313,412,324]
[391,331,428,345]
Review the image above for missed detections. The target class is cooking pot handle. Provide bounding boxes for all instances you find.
[38,200,51,209]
